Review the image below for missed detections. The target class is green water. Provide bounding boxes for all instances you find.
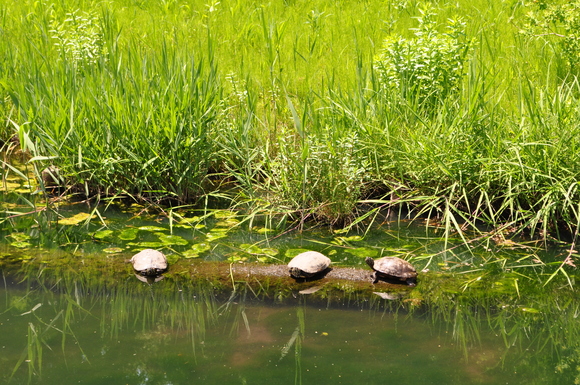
[0,266,576,385]
[1,201,578,384]
[1,198,561,274]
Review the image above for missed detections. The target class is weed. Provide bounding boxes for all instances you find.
[374,5,471,111]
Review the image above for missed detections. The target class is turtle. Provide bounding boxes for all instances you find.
[288,251,332,279]
[365,256,417,286]
[41,166,61,188]
[130,249,168,276]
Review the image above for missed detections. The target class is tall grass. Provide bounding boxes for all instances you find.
[4,4,222,202]
[2,0,580,241]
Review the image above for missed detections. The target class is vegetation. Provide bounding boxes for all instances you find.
[2,0,580,242]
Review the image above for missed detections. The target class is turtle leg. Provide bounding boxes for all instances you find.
[372,272,379,284]
[406,277,417,287]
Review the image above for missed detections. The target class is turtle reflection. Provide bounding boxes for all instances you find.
[134,273,165,284]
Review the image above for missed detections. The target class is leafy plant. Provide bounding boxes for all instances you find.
[267,116,369,225]
[374,6,471,111]
[49,10,107,70]
[521,1,580,73]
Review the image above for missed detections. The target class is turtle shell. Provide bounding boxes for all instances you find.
[365,256,417,285]
[288,251,331,278]
[131,249,168,276]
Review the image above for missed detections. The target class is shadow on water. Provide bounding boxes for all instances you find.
[1,259,580,385]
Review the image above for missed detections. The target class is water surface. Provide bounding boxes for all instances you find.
[0,267,574,385]
[0,200,577,384]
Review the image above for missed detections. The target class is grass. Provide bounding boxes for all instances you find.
[2,0,580,244]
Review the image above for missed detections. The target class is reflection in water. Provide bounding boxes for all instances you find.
[1,266,580,384]
[134,273,165,284]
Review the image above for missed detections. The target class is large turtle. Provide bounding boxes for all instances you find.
[365,256,417,286]
[131,249,168,276]
[288,251,331,279]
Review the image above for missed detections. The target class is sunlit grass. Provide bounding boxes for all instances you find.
[1,0,580,250]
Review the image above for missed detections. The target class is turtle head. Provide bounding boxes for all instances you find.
[289,267,304,279]
[364,257,375,268]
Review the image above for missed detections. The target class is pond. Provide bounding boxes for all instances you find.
[0,263,577,385]
[0,199,579,384]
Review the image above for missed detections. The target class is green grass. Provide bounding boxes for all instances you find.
[2,0,580,241]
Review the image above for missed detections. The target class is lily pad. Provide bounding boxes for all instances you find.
[177,217,206,229]
[227,252,248,262]
[182,243,211,258]
[179,216,201,224]
[340,235,364,242]
[331,236,364,246]
[206,228,229,241]
[155,233,189,246]
[59,212,91,225]
[215,218,240,228]
[252,226,277,234]
[240,243,263,254]
[127,241,165,248]
[14,188,34,194]
[345,247,378,258]
[138,226,167,232]
[93,230,114,240]
[103,247,124,254]
[261,248,278,257]
[213,210,237,219]
[0,182,22,191]
[118,228,139,241]
[240,244,278,257]
[11,241,33,249]
[9,233,31,242]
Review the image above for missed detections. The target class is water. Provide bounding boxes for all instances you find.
[0,265,576,385]
[1,197,560,274]
[1,199,578,384]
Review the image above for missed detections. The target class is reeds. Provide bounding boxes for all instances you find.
[4,4,223,202]
[2,0,580,240]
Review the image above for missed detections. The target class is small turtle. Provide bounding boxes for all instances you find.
[41,166,63,190]
[288,251,331,279]
[131,249,168,276]
[365,256,417,286]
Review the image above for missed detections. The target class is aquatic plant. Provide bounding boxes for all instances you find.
[521,0,580,75]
